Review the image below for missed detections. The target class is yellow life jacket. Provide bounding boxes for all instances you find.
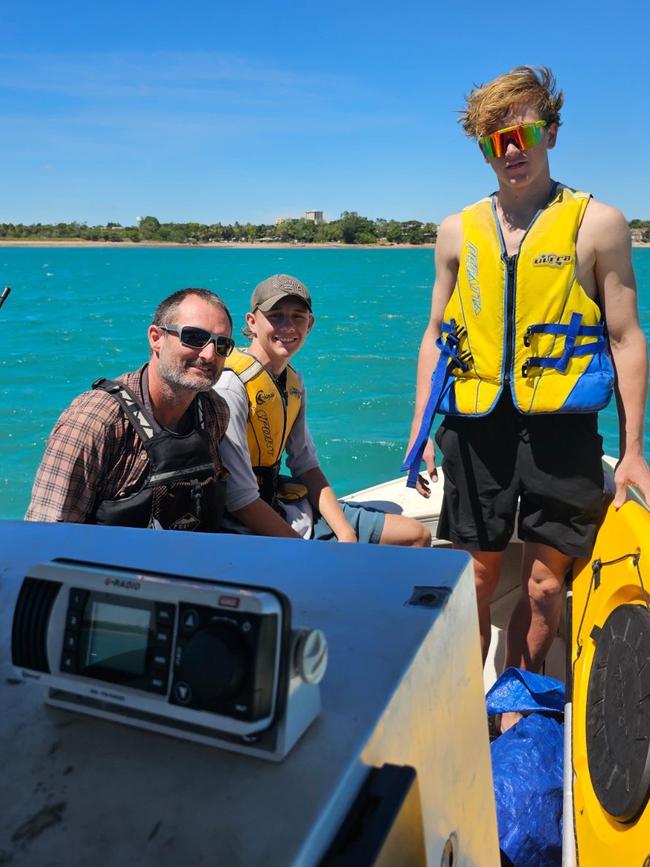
[403,184,614,487]
[225,349,303,503]
[440,184,614,416]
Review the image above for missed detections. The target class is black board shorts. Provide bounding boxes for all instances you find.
[435,391,606,557]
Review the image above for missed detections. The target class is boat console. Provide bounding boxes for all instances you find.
[1,521,499,866]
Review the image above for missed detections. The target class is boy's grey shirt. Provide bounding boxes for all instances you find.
[214,367,320,512]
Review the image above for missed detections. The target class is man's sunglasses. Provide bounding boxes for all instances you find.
[160,324,235,357]
[478,120,547,159]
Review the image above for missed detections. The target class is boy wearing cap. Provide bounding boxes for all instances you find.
[215,273,431,545]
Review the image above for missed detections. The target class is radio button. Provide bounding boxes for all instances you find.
[61,652,77,673]
[181,609,200,633]
[152,651,170,668]
[174,681,192,704]
[66,610,82,630]
[63,631,78,651]
[154,627,172,646]
[156,604,175,626]
[149,674,168,694]
[69,588,88,610]
[218,594,240,609]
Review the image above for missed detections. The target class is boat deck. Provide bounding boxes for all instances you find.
[343,457,627,689]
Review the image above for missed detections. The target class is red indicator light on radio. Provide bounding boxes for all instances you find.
[218,595,240,608]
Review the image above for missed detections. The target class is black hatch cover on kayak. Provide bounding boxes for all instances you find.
[586,604,650,822]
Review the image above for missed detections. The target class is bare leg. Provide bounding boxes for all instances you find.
[461,549,504,663]
[378,514,432,547]
[505,542,572,670]
[501,542,572,731]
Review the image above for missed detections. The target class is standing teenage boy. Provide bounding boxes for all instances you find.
[217,273,431,545]
[404,67,650,717]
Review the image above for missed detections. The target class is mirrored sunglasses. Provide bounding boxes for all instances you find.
[478,120,547,159]
[160,324,235,357]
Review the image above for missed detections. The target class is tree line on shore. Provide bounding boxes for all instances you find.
[629,220,650,242]
[0,213,436,245]
[1,214,649,245]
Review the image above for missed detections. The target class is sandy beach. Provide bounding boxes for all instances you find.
[0,239,435,249]
[1,239,648,249]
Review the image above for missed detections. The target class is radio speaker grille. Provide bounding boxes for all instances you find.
[12,578,62,672]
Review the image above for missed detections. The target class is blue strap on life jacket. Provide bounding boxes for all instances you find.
[522,313,607,377]
[401,321,470,489]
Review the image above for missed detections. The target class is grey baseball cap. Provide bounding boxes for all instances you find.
[250,274,312,312]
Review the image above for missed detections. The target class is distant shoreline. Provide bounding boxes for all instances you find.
[0,240,434,249]
[1,239,648,249]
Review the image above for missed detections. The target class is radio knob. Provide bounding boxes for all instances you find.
[293,628,328,685]
[177,627,248,707]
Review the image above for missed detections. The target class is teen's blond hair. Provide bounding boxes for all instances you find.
[460,66,563,138]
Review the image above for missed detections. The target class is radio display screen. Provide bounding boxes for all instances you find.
[82,596,153,678]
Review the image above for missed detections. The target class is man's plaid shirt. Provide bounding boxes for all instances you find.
[26,366,230,523]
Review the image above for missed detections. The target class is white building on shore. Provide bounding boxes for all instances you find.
[274,210,326,225]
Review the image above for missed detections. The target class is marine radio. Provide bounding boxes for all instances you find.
[11,560,327,760]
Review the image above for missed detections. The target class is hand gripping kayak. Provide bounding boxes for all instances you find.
[402,322,471,488]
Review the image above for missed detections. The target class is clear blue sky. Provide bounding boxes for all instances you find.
[2,0,649,226]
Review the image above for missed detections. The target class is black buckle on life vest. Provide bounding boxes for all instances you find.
[92,377,122,394]
[521,360,531,378]
[523,326,533,347]
[92,377,121,394]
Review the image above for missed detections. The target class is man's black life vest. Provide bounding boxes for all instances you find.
[91,378,225,532]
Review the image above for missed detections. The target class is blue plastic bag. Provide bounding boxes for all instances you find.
[487,669,565,867]
[486,666,564,715]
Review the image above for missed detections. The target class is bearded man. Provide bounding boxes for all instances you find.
[27,288,233,532]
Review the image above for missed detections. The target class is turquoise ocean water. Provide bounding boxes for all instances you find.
[1,247,649,520]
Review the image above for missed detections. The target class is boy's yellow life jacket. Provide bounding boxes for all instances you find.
[225,349,303,502]
[440,184,614,416]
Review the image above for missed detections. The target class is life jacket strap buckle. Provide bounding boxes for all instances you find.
[445,332,460,350]
[92,377,121,395]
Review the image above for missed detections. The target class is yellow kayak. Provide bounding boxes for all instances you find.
[571,499,650,865]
